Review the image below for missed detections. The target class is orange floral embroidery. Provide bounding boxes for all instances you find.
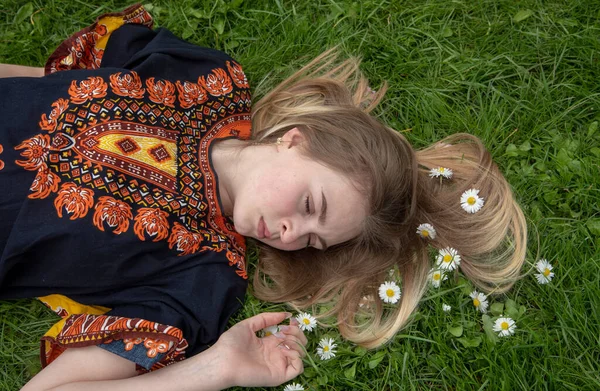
[0,144,4,171]
[146,78,176,107]
[143,338,170,358]
[39,98,69,133]
[199,68,233,96]
[168,222,201,256]
[93,196,133,234]
[226,61,249,89]
[123,337,144,351]
[54,182,95,219]
[29,166,61,199]
[109,71,145,99]
[68,76,108,104]
[15,134,51,171]
[175,81,208,109]
[133,208,170,241]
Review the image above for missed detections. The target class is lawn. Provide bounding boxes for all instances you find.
[1,0,599,390]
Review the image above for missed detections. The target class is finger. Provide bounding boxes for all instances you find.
[274,335,306,357]
[281,349,304,381]
[243,312,292,333]
[278,325,308,346]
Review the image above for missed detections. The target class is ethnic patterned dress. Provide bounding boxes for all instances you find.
[0,4,251,372]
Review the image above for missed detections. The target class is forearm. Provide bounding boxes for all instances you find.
[46,349,233,391]
[0,64,44,78]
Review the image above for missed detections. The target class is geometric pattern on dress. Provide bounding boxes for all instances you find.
[15,66,252,278]
[45,4,154,75]
[41,313,187,373]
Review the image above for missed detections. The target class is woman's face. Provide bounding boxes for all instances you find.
[231,129,367,251]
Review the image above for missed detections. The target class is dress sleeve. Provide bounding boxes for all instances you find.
[38,257,247,373]
[44,4,153,75]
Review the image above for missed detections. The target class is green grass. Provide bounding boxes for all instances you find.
[1,0,599,389]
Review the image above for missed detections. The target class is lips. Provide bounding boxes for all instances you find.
[258,217,271,239]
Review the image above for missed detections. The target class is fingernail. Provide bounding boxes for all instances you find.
[284,312,293,319]
[290,317,299,326]
[273,332,285,339]
[279,325,291,332]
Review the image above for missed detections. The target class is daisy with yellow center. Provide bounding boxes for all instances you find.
[429,167,453,179]
[316,337,337,360]
[261,325,279,337]
[534,258,554,284]
[469,290,489,313]
[436,247,461,271]
[378,281,401,304]
[493,316,517,337]
[295,312,317,332]
[428,268,448,288]
[283,383,305,391]
[416,223,437,239]
[460,189,485,213]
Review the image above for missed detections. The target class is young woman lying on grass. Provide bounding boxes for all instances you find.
[0,4,526,390]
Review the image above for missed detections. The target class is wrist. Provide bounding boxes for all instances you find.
[188,344,236,389]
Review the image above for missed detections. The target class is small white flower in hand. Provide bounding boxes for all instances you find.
[261,325,279,337]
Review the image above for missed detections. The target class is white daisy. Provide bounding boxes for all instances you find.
[316,337,337,360]
[416,223,437,239]
[493,317,517,337]
[534,258,554,284]
[436,247,461,271]
[460,188,485,213]
[429,167,453,179]
[261,325,279,337]
[378,281,401,304]
[428,268,448,288]
[469,290,489,313]
[283,383,305,391]
[442,303,452,312]
[295,312,317,332]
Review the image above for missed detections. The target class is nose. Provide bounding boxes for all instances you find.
[279,219,302,244]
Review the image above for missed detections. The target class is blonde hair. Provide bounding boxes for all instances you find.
[250,49,527,348]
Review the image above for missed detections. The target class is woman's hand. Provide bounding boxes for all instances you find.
[213,312,307,388]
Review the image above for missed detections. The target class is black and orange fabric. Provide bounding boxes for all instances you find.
[0,4,251,372]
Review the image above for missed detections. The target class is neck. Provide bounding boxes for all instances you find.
[211,139,246,217]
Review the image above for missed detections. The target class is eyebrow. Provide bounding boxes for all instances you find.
[317,189,328,250]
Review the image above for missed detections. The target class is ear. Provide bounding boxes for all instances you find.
[282,127,305,148]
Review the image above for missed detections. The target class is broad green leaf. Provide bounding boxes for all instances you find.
[588,121,598,137]
[213,17,225,35]
[519,305,527,317]
[368,350,386,369]
[586,220,600,236]
[590,147,600,158]
[490,302,504,316]
[317,375,329,385]
[457,336,482,348]
[519,141,531,152]
[14,3,34,23]
[556,149,572,167]
[448,325,463,337]
[482,315,499,344]
[513,9,533,23]
[442,27,453,37]
[344,363,356,379]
